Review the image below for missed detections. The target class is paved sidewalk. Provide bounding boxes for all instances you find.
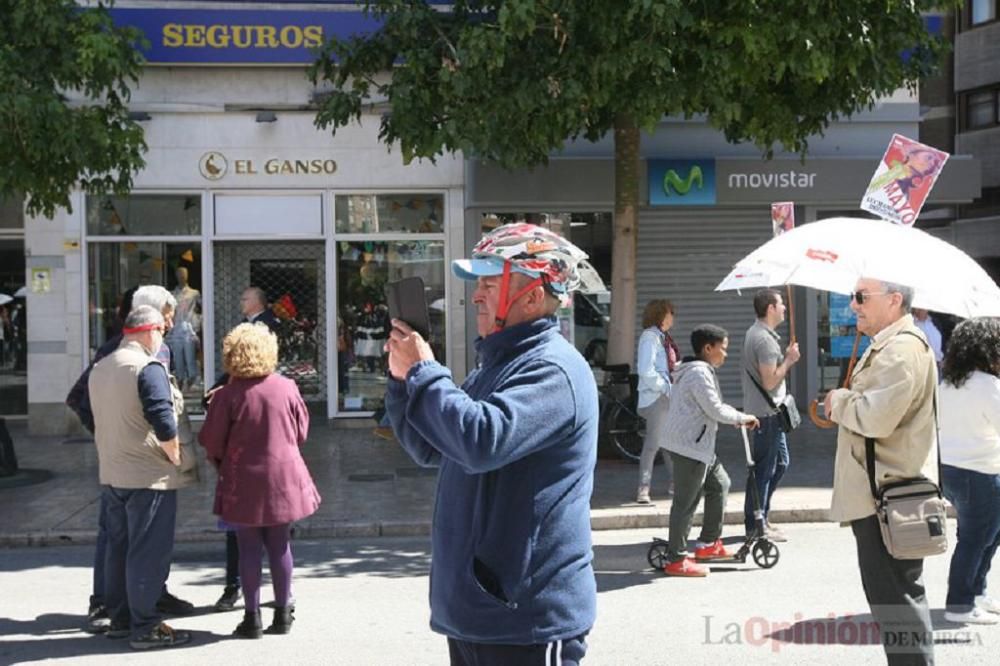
[0,418,838,547]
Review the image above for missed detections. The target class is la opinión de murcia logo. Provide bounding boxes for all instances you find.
[199,152,228,180]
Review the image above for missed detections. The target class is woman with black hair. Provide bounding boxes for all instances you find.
[939,317,1000,625]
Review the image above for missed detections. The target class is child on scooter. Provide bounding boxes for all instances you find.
[660,324,759,577]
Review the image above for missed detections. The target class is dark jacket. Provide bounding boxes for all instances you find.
[67,335,172,434]
[203,308,282,407]
[385,316,598,644]
[198,373,320,525]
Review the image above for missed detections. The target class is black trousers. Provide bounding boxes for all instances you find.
[447,633,588,666]
[851,515,934,665]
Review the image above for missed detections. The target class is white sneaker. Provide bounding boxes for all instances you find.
[976,595,1000,614]
[764,524,789,543]
[636,486,651,504]
[944,607,1000,625]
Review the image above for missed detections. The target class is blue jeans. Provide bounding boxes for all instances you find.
[942,464,1000,612]
[744,414,788,534]
[167,335,198,382]
[103,486,177,637]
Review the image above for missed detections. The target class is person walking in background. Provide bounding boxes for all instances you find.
[938,317,1000,625]
[912,308,944,365]
[660,324,758,577]
[824,278,938,664]
[88,305,191,650]
[199,323,320,639]
[635,298,679,504]
[384,223,597,664]
[740,289,800,542]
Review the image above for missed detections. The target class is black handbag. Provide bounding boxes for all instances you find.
[746,371,800,433]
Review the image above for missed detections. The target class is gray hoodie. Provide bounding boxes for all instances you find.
[661,360,751,465]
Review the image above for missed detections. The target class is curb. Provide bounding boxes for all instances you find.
[0,508,837,548]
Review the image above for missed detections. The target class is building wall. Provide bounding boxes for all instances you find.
[952,5,1000,263]
[24,65,467,434]
[954,20,1000,92]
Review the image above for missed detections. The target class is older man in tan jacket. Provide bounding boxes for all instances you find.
[825,277,938,665]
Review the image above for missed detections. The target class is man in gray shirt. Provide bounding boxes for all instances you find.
[741,289,800,541]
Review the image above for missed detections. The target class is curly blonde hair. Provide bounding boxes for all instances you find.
[223,323,278,378]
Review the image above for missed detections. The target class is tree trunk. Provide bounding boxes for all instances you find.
[607,115,639,366]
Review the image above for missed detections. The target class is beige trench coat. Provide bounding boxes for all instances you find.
[828,314,938,523]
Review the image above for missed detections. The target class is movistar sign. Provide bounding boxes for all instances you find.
[648,159,716,206]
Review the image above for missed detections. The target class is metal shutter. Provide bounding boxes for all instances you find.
[637,208,775,404]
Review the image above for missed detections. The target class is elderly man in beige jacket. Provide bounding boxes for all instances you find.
[824,277,938,665]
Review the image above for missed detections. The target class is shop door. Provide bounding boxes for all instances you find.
[213,241,327,413]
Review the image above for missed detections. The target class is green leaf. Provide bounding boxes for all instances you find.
[0,0,147,217]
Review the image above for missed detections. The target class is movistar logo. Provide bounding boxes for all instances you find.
[648,159,716,206]
[663,166,703,197]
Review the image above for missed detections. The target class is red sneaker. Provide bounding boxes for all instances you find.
[694,539,731,561]
[663,557,709,577]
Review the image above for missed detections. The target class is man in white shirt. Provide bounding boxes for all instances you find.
[912,309,943,364]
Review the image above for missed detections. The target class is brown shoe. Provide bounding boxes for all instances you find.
[373,426,396,442]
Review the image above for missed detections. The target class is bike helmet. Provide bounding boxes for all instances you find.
[452,222,603,332]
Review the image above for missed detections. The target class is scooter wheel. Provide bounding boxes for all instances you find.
[751,540,780,569]
[647,540,670,570]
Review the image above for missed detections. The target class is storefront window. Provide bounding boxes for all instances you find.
[335,194,444,234]
[817,291,870,393]
[88,239,204,413]
[481,212,612,365]
[87,195,201,236]
[0,196,26,414]
[336,239,446,412]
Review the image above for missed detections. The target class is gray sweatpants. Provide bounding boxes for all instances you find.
[637,393,673,489]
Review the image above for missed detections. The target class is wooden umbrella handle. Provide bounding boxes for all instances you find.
[808,330,863,429]
[808,399,835,428]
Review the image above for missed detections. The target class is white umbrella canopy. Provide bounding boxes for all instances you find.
[0,293,12,306]
[716,217,1000,319]
[13,286,26,298]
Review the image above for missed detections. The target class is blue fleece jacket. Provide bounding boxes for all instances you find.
[385,316,598,645]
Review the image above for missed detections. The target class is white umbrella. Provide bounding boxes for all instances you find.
[716,217,1000,318]
[0,293,12,306]
[13,286,26,298]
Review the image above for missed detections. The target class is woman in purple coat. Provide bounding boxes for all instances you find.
[199,323,320,639]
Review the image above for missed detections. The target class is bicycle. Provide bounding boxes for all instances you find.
[597,364,645,463]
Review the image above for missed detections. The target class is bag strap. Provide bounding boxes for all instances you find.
[863,330,942,500]
[745,369,778,411]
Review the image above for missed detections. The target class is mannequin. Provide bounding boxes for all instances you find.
[166,266,202,391]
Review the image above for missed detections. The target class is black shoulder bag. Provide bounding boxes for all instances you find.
[745,371,800,433]
[863,331,948,559]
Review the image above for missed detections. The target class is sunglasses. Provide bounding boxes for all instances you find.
[851,290,888,304]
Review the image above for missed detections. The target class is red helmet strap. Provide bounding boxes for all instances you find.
[492,261,545,334]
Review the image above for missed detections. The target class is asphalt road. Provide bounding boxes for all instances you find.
[2,523,998,665]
